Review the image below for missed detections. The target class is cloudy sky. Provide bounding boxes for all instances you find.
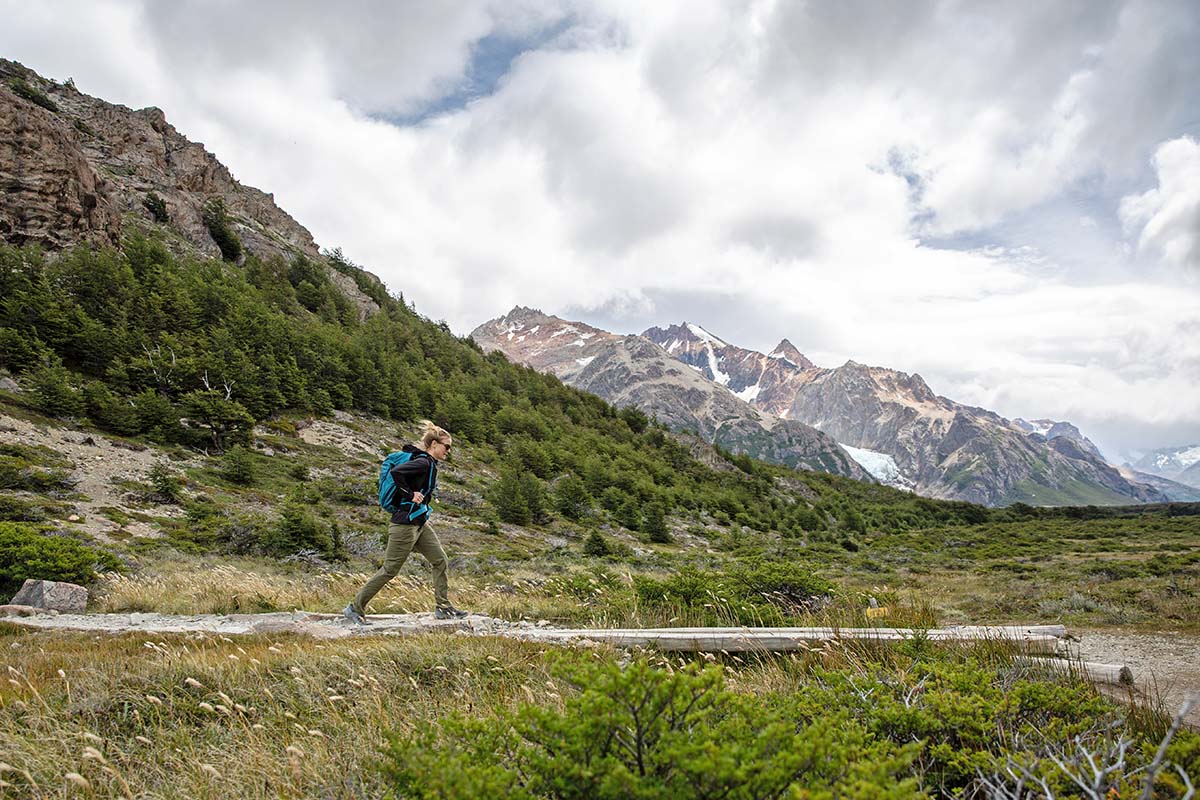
[3,0,1199,459]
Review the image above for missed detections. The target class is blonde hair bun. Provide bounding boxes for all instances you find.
[419,420,451,449]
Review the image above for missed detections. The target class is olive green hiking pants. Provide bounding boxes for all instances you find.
[351,521,448,614]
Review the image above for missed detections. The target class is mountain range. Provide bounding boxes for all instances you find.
[474,308,1168,507]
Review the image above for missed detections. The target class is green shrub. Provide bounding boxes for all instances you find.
[0,495,52,522]
[635,561,833,625]
[582,530,612,557]
[261,501,333,557]
[201,198,242,262]
[0,444,72,492]
[0,522,122,596]
[220,445,255,485]
[380,656,919,799]
[553,474,592,521]
[24,357,84,417]
[7,78,58,112]
[643,500,670,542]
[488,469,531,525]
[148,461,183,503]
[143,192,169,223]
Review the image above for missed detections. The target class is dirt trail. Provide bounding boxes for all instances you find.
[1067,630,1200,728]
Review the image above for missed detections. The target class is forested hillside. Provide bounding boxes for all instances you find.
[0,237,1006,538]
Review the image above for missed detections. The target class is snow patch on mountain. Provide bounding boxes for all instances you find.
[1175,446,1200,469]
[839,443,912,491]
[735,383,761,403]
[686,323,728,348]
[768,349,797,366]
[575,356,595,368]
[705,345,730,386]
[550,325,579,338]
[1023,420,1054,437]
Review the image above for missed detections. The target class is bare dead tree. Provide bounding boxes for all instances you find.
[200,370,235,400]
[975,695,1197,799]
[142,343,177,389]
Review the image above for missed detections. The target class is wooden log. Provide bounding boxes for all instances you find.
[513,627,1062,654]
[1023,657,1134,686]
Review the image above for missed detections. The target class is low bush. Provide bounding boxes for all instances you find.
[381,656,919,799]
[0,522,122,596]
[634,561,833,625]
[7,78,58,112]
[201,198,242,262]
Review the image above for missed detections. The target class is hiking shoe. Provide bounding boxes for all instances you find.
[342,604,370,625]
[434,605,469,620]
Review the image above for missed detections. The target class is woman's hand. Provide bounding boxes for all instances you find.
[411,491,425,504]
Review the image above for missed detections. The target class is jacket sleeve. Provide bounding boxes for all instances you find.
[389,457,431,502]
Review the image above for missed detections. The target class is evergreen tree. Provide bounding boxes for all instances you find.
[583,530,613,557]
[181,389,254,451]
[25,356,84,417]
[521,473,550,524]
[554,474,592,521]
[616,496,642,532]
[488,469,531,525]
[220,445,256,485]
[644,500,670,543]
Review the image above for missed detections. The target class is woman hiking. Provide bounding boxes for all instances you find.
[343,421,469,623]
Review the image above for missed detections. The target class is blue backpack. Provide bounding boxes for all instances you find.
[378,451,436,521]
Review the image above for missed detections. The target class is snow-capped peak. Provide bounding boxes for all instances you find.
[684,322,728,348]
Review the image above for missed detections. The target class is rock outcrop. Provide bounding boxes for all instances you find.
[0,59,381,319]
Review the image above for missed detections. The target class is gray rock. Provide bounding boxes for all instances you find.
[9,580,88,613]
[0,376,20,393]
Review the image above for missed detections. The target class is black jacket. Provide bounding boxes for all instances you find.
[389,444,438,526]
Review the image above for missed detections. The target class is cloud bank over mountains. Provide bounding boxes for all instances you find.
[2,0,1197,458]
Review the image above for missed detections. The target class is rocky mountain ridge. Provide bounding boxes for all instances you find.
[471,308,869,480]
[483,309,1165,507]
[0,59,380,319]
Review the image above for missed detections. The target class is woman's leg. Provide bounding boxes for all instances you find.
[411,521,450,609]
[352,523,418,614]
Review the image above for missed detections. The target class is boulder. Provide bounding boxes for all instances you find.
[0,376,20,393]
[9,579,88,613]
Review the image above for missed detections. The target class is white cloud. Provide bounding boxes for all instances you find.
[1120,137,1200,270]
[1,0,1198,452]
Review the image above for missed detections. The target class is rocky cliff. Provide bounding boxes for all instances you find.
[0,59,380,319]
[472,308,869,480]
